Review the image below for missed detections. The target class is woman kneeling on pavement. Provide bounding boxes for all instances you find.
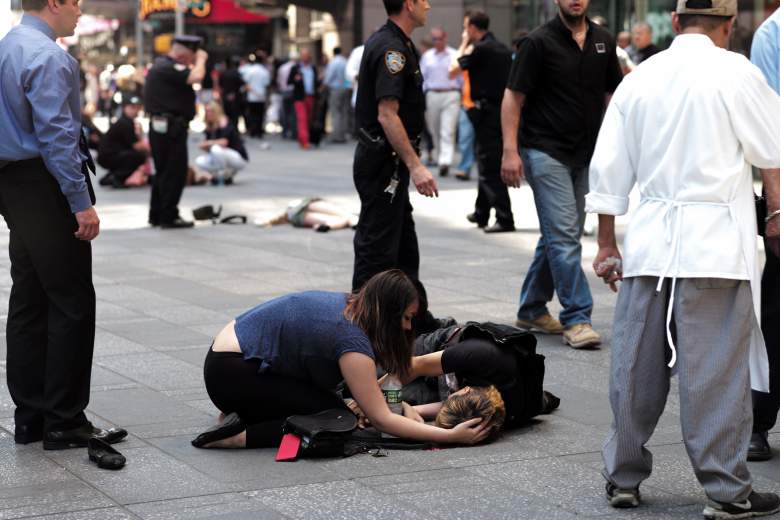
[192,270,490,449]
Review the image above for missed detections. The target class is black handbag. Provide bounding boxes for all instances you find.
[282,408,357,459]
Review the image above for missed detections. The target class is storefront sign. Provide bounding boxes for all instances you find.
[140,0,212,20]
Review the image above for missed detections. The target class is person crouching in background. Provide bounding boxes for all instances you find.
[194,101,249,185]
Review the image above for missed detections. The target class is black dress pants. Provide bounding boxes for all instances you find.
[0,159,95,432]
[469,105,514,227]
[246,101,266,138]
[352,144,420,291]
[753,240,780,432]
[203,348,348,448]
[98,149,146,186]
[149,120,188,225]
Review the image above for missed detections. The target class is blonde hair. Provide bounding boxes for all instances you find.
[205,101,225,130]
[435,386,506,441]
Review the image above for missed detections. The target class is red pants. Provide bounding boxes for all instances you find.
[294,95,314,148]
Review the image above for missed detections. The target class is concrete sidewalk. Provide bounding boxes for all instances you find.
[0,136,776,519]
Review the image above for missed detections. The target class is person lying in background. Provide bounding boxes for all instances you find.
[254,197,358,232]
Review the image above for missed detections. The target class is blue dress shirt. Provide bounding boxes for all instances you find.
[0,14,91,213]
[324,55,347,90]
[752,8,780,95]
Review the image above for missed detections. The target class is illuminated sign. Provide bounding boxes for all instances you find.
[140,0,211,20]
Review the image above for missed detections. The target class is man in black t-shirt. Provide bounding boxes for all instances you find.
[450,11,515,233]
[500,0,622,348]
[97,95,149,188]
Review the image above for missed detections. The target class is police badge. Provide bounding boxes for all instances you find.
[385,51,406,74]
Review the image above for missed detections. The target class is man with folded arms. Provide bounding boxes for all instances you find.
[0,0,126,449]
[587,1,780,517]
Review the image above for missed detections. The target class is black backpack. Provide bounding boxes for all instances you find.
[458,322,546,428]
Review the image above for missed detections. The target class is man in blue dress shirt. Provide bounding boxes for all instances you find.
[747,6,780,463]
[0,0,126,449]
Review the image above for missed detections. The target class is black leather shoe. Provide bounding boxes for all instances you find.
[14,423,43,444]
[160,218,194,229]
[88,438,126,470]
[484,222,516,233]
[748,431,773,461]
[191,412,245,448]
[454,171,471,181]
[438,165,449,177]
[466,213,487,228]
[44,423,128,451]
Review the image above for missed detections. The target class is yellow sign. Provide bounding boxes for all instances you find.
[139,0,212,20]
[189,1,211,18]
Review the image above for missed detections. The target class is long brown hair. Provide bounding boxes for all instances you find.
[344,270,418,378]
[435,386,506,442]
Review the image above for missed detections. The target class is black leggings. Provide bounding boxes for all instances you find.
[441,339,518,389]
[203,348,348,448]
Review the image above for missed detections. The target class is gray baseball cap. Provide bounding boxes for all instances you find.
[675,0,737,16]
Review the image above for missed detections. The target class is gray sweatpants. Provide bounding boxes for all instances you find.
[602,276,753,502]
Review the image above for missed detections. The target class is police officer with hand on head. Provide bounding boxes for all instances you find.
[0,0,127,449]
[145,35,208,229]
[352,0,437,292]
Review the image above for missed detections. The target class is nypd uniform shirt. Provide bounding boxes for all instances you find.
[143,56,197,121]
[508,15,623,169]
[355,20,425,141]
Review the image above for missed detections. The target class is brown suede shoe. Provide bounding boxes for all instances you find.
[515,314,564,334]
[563,323,601,349]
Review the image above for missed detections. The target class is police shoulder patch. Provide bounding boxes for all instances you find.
[174,63,188,72]
[385,50,406,74]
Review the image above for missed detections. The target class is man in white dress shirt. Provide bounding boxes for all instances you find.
[586,1,780,517]
[420,27,460,177]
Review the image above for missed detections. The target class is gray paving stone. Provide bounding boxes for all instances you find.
[96,352,203,392]
[127,493,285,520]
[93,330,151,357]
[0,477,118,519]
[165,347,210,368]
[20,507,137,520]
[55,446,234,505]
[98,318,212,348]
[147,436,341,489]
[246,481,430,520]
[86,387,210,429]
[467,456,697,516]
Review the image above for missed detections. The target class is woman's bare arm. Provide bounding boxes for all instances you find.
[339,353,487,444]
[413,402,444,420]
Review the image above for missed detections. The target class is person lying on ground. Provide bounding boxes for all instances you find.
[349,322,559,442]
[193,101,248,185]
[253,197,359,232]
[97,95,150,188]
[191,269,490,449]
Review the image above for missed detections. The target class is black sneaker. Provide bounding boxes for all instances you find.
[606,482,640,508]
[703,491,780,519]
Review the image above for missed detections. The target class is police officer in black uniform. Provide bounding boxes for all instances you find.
[352,0,438,292]
[144,35,208,228]
[451,11,515,233]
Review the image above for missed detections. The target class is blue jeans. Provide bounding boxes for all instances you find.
[456,108,475,173]
[517,148,592,327]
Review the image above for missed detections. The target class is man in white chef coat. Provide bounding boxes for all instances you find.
[586,0,780,517]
